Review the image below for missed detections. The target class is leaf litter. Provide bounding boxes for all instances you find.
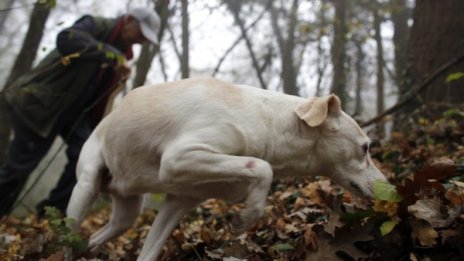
[1,109,464,261]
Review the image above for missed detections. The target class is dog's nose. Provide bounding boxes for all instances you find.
[350,181,372,198]
[350,181,361,193]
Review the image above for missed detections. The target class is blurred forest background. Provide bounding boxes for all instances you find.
[0,0,464,260]
[1,0,463,136]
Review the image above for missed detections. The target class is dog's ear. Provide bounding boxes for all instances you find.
[294,94,342,127]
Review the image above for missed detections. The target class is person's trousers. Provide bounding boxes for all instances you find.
[0,110,92,217]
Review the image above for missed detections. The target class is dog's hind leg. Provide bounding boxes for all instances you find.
[137,194,199,261]
[160,145,274,229]
[66,133,104,230]
[88,194,143,250]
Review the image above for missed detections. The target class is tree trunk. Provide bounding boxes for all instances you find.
[132,0,170,88]
[406,0,464,105]
[0,2,51,165]
[269,0,299,95]
[390,0,409,94]
[281,0,299,95]
[0,0,16,161]
[373,7,385,137]
[133,44,158,88]
[0,97,10,165]
[353,38,365,117]
[330,0,349,109]
[180,0,189,79]
[315,2,328,97]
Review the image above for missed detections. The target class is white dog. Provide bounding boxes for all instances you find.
[66,78,386,260]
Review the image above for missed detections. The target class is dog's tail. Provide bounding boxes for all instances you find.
[66,131,105,231]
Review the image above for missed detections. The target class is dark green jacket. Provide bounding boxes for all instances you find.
[4,15,126,138]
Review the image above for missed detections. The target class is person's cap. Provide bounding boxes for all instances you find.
[128,8,161,45]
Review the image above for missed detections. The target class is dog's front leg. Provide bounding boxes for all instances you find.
[88,194,143,250]
[137,194,200,261]
[159,146,274,229]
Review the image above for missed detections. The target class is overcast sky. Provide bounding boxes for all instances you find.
[1,0,400,119]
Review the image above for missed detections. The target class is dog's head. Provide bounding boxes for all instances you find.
[295,94,387,198]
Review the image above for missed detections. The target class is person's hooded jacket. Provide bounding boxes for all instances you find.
[4,15,132,138]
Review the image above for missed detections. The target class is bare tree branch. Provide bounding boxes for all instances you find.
[212,7,267,77]
[361,51,464,127]
[167,23,181,63]
[225,0,267,89]
[158,50,169,82]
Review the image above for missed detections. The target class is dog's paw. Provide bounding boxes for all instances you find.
[232,207,263,232]
[231,215,248,232]
[88,243,102,253]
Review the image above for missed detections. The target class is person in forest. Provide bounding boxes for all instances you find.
[0,8,161,217]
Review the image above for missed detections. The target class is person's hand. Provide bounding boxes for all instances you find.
[113,62,131,81]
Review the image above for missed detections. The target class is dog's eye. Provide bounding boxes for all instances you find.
[361,143,369,154]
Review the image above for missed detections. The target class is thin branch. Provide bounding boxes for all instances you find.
[158,50,169,81]
[212,7,267,77]
[226,1,267,89]
[258,46,273,75]
[0,3,35,13]
[361,52,464,127]
[167,23,182,64]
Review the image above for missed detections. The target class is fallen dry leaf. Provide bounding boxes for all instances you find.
[39,250,64,261]
[410,219,438,246]
[303,225,318,251]
[408,197,444,226]
[2,109,464,260]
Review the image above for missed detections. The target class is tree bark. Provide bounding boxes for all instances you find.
[406,0,464,105]
[269,0,299,95]
[373,7,385,137]
[133,44,158,88]
[315,2,328,97]
[180,0,189,79]
[281,0,299,95]
[390,0,409,94]
[132,0,170,88]
[353,38,365,117]
[0,97,10,165]
[330,0,349,109]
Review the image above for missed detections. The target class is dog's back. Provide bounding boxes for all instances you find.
[94,78,307,195]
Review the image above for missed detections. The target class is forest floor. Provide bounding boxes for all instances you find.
[1,108,464,261]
